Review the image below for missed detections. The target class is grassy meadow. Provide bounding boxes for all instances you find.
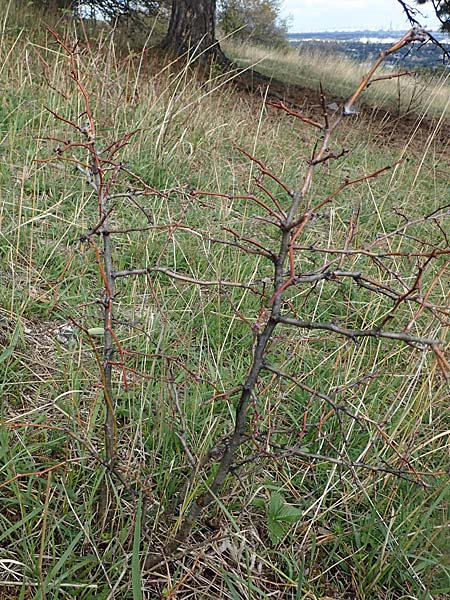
[0,5,449,600]
[225,39,450,118]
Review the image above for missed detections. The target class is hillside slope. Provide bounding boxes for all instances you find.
[0,9,449,600]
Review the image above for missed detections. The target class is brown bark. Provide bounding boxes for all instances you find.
[162,0,230,65]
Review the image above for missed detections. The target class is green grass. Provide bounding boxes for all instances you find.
[0,7,449,600]
[225,38,450,119]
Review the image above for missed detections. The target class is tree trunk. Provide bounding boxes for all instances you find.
[162,0,230,65]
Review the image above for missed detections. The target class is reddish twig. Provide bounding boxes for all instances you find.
[267,100,324,130]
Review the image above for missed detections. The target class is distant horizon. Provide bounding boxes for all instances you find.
[288,27,442,34]
[280,0,441,33]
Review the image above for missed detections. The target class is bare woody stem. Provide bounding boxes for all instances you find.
[46,29,118,477]
[96,161,117,470]
[79,69,118,475]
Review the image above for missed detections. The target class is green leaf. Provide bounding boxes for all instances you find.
[277,503,302,523]
[87,327,104,337]
[269,491,285,516]
[267,515,285,545]
[269,491,302,523]
[267,491,303,544]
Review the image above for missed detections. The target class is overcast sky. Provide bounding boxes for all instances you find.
[280,0,441,32]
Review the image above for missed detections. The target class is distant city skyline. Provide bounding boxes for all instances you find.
[280,0,441,32]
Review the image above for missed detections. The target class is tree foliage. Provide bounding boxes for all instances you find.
[416,0,450,30]
[31,0,78,10]
[32,0,170,21]
[218,0,288,47]
[398,0,450,31]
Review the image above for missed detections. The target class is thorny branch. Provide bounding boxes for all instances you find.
[43,28,169,519]
[145,28,448,568]
[40,27,448,569]
[45,29,117,477]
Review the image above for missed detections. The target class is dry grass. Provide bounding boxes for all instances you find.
[225,39,450,119]
[0,6,449,599]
